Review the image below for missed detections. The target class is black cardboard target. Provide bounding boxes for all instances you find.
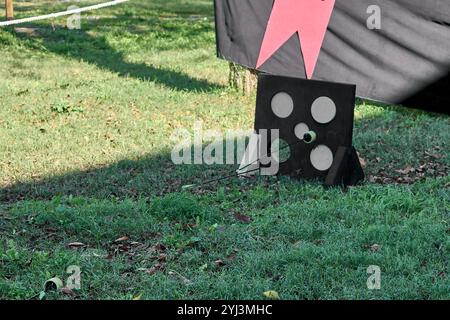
[255,73,359,182]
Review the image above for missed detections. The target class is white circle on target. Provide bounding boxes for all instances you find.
[310,145,334,171]
[294,123,309,140]
[311,96,336,124]
[271,92,294,118]
[271,138,291,163]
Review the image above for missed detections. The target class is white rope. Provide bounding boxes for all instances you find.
[0,0,130,27]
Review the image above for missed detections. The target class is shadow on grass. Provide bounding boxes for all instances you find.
[0,143,246,203]
[7,26,222,92]
[1,106,449,203]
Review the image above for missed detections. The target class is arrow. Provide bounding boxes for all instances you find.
[257,0,336,79]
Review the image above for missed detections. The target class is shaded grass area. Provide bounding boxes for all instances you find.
[0,0,449,300]
[1,103,449,202]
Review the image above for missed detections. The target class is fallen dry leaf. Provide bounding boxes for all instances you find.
[138,263,166,276]
[182,223,198,230]
[215,259,226,267]
[292,241,302,247]
[234,213,252,224]
[67,242,86,248]
[368,148,448,186]
[157,253,167,262]
[114,236,129,243]
[263,290,280,300]
[358,156,367,169]
[226,250,238,261]
[154,243,166,252]
[396,165,414,175]
[45,227,57,234]
[313,239,324,246]
[424,151,443,159]
[60,287,77,297]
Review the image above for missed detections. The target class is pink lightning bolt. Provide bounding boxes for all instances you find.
[257,0,336,79]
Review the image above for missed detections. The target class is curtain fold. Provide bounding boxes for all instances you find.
[215,0,450,114]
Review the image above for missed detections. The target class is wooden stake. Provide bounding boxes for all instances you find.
[5,0,13,21]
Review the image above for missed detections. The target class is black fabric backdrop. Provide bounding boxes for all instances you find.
[214,0,450,114]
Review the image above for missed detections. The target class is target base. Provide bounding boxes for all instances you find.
[324,146,365,187]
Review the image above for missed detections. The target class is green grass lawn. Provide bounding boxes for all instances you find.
[0,0,449,300]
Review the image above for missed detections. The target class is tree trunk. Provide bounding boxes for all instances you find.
[229,63,258,95]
